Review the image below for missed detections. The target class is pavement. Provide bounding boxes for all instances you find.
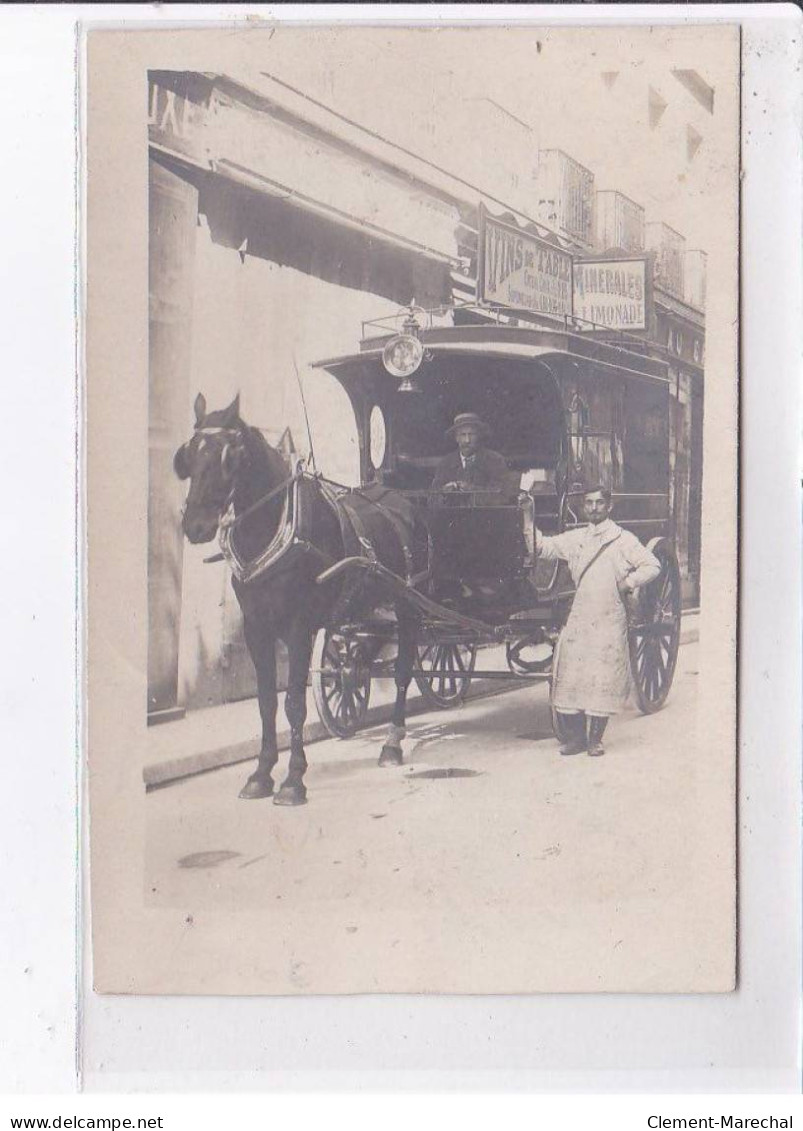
[140,636,730,995]
[144,611,699,788]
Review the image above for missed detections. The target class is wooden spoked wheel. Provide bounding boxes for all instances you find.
[628,537,682,714]
[414,642,477,708]
[311,629,372,738]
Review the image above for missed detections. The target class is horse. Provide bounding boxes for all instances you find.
[173,393,426,806]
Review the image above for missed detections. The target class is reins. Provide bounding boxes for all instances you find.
[224,467,300,530]
[200,422,416,587]
[195,422,299,532]
[219,462,419,590]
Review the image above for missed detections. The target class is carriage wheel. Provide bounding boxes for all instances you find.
[311,629,372,738]
[628,537,682,714]
[414,642,477,708]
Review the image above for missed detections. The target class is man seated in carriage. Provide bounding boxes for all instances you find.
[431,413,518,499]
[429,413,523,601]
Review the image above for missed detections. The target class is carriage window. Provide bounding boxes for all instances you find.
[369,405,387,470]
[387,355,564,483]
[568,394,589,470]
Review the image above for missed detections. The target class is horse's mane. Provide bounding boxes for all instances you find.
[226,418,291,561]
[198,405,289,483]
[240,422,290,482]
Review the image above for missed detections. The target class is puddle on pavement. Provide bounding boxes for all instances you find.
[405,768,482,780]
[178,850,242,869]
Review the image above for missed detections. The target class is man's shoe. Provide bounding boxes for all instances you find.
[557,710,586,756]
[586,716,609,757]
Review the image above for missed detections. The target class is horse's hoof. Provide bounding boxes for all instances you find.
[273,783,308,807]
[239,776,274,800]
[378,744,403,767]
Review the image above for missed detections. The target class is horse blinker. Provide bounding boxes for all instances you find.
[173,442,192,480]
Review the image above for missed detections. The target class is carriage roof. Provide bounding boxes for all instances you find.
[312,321,669,387]
[310,312,673,493]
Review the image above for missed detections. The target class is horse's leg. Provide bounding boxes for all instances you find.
[239,616,279,800]
[379,608,416,767]
[274,618,312,807]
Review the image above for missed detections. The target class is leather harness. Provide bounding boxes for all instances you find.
[318,479,417,585]
[219,470,418,590]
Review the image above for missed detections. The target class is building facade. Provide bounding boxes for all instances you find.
[147,66,707,722]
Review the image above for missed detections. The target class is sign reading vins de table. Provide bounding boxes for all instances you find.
[572,258,647,331]
[478,208,573,319]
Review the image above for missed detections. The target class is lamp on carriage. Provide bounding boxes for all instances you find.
[382,308,424,391]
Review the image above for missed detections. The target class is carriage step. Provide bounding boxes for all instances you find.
[508,608,553,622]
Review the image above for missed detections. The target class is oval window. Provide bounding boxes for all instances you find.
[369,405,387,470]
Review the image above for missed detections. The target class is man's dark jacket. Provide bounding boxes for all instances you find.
[431,448,517,496]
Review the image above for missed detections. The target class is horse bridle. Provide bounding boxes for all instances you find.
[181,425,300,531]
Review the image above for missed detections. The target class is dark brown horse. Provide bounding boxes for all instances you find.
[173,393,424,806]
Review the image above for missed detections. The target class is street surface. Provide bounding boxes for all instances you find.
[142,641,730,993]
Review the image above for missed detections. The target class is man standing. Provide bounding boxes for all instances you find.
[432,413,516,497]
[534,485,661,757]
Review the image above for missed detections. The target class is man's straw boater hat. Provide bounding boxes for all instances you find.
[446,413,491,439]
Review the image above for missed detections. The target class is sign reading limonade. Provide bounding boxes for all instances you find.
[572,258,647,330]
[478,208,573,319]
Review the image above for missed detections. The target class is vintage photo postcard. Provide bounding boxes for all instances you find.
[86,22,739,994]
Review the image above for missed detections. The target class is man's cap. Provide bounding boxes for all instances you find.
[446,412,491,439]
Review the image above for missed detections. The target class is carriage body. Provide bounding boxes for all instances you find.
[309,313,681,734]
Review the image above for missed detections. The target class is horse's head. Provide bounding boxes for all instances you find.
[174,393,248,544]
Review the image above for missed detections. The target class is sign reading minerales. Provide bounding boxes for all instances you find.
[573,258,647,330]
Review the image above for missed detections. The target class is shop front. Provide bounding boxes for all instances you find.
[147,70,463,722]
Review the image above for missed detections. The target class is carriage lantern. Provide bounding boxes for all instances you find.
[382,308,425,391]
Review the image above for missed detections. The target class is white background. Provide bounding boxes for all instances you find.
[0,0,800,1109]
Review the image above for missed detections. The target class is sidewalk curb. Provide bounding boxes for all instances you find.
[144,676,525,789]
[145,618,700,790]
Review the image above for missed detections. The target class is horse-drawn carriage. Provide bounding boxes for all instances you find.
[176,302,682,804]
[307,306,681,741]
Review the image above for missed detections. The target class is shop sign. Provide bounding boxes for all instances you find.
[572,258,647,330]
[477,208,573,318]
[148,78,208,162]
